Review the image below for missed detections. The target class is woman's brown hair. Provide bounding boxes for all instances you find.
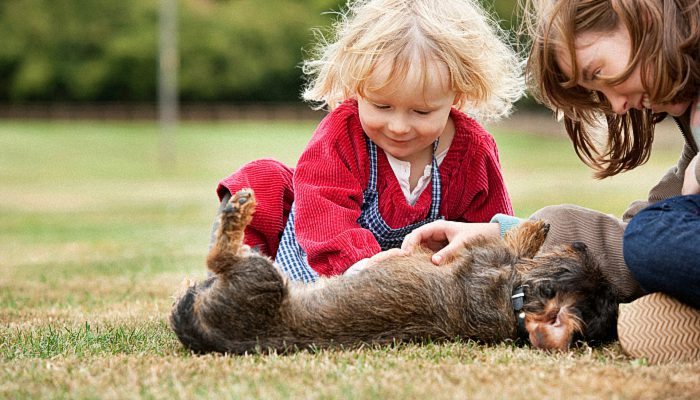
[521,0,700,178]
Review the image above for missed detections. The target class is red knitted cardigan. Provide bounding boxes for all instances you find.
[218,99,513,276]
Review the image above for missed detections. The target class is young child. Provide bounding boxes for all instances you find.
[214,0,523,282]
[404,0,700,364]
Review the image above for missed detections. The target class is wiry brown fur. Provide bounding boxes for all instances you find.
[170,189,619,354]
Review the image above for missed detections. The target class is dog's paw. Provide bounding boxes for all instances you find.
[224,189,255,212]
[520,219,549,239]
[221,188,256,228]
[532,220,550,240]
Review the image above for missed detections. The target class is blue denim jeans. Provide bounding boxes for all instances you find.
[623,195,700,308]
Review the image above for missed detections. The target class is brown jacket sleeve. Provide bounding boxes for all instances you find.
[622,143,697,221]
[530,142,697,302]
[529,204,643,301]
[529,112,698,302]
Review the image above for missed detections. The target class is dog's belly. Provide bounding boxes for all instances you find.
[274,263,473,345]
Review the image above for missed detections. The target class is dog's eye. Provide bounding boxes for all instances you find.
[538,285,556,299]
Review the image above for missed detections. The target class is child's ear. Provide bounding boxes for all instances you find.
[452,93,461,106]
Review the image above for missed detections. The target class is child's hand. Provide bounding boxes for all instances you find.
[367,248,408,268]
[682,153,700,195]
[402,221,500,266]
[344,249,408,276]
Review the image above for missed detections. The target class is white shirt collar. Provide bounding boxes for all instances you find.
[385,147,449,205]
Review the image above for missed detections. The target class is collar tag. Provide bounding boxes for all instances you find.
[511,286,526,311]
[512,285,529,340]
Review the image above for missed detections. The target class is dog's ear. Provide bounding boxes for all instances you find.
[577,280,619,342]
[572,243,620,342]
[169,279,222,354]
[504,220,550,259]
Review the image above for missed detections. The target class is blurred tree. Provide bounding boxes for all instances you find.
[0,0,519,103]
[0,0,342,102]
[482,0,520,31]
[178,0,340,101]
[0,0,157,101]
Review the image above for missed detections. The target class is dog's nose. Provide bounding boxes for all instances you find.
[571,242,587,252]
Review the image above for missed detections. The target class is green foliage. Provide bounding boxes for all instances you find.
[0,0,342,102]
[0,0,156,101]
[0,0,522,103]
[481,0,521,31]
[178,0,341,101]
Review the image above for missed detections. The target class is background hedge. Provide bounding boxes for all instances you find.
[0,0,518,103]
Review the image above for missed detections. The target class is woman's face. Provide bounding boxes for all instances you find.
[556,25,690,117]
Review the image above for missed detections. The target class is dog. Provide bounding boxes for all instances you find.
[170,189,619,354]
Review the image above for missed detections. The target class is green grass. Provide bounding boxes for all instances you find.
[1,117,698,399]
[3,321,177,359]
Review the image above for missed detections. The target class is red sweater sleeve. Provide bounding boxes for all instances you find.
[293,101,381,276]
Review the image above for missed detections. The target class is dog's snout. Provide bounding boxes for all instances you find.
[571,242,587,253]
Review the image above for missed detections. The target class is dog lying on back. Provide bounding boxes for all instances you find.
[170,189,619,354]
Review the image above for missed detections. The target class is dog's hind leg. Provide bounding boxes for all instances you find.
[503,219,550,259]
[173,187,290,353]
[207,188,257,274]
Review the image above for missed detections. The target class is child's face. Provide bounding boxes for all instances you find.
[357,60,457,164]
[557,25,690,117]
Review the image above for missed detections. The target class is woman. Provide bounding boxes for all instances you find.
[403,0,700,364]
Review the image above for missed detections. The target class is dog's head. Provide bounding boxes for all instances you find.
[169,276,224,354]
[518,242,619,351]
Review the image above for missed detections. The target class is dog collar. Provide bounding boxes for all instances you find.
[511,285,529,340]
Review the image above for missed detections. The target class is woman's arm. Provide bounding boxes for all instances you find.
[529,204,643,301]
[623,144,696,220]
[402,205,646,301]
[682,153,700,195]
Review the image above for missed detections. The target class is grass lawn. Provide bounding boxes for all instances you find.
[1,117,698,399]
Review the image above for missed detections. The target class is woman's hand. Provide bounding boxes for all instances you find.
[401,220,500,265]
[682,153,700,195]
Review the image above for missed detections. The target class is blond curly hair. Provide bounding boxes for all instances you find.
[302,0,524,121]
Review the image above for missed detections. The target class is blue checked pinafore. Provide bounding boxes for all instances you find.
[275,138,443,282]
